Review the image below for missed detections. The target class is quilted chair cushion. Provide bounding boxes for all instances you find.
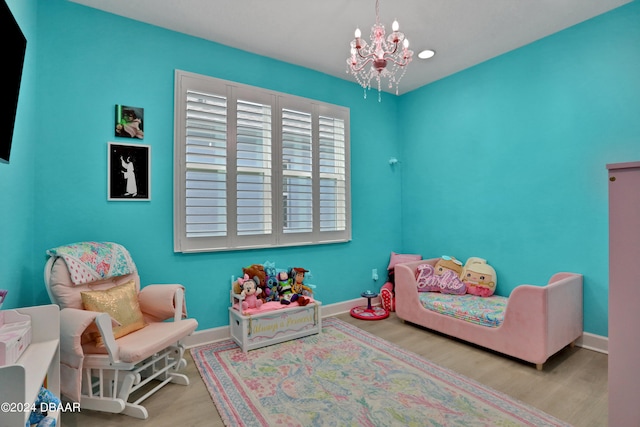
[49,257,141,310]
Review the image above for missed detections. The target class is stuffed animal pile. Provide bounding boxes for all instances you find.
[232,262,315,310]
[416,255,497,297]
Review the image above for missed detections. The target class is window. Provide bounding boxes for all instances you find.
[174,70,351,252]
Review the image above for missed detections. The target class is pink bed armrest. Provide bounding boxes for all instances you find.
[138,284,187,322]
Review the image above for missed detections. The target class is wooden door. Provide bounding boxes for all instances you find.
[607,161,640,427]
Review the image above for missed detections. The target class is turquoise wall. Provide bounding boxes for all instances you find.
[2,0,637,336]
[0,0,38,309]
[399,1,640,336]
[23,0,402,329]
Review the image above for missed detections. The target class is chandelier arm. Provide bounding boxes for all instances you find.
[383,56,410,67]
[356,48,373,61]
[385,41,399,56]
[350,57,375,73]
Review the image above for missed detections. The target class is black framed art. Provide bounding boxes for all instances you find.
[108,142,151,201]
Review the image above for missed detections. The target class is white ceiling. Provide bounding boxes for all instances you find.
[69,0,632,95]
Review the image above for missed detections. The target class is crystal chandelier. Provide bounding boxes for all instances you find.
[346,0,414,100]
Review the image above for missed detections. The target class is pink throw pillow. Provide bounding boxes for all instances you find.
[437,269,467,295]
[387,251,422,270]
[415,264,466,294]
[416,263,440,292]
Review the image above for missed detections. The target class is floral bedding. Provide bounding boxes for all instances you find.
[418,292,507,328]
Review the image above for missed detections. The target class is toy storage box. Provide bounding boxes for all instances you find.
[0,310,32,366]
[228,301,322,352]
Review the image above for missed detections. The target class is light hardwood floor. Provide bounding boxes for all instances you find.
[60,312,607,427]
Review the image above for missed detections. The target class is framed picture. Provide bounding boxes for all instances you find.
[108,142,151,201]
[115,105,144,139]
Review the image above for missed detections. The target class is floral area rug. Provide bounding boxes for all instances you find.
[190,317,570,427]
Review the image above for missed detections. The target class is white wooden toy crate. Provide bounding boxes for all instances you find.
[228,301,322,352]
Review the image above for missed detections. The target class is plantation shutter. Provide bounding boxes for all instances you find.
[236,98,273,237]
[281,108,313,234]
[174,70,351,252]
[184,90,228,239]
[319,115,347,232]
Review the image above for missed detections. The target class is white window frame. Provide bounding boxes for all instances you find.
[173,70,351,253]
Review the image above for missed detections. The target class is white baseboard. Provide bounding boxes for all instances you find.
[575,332,608,354]
[184,298,610,357]
[183,297,374,349]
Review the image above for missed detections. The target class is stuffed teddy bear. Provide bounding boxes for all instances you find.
[461,257,497,297]
[237,274,263,310]
[242,264,267,301]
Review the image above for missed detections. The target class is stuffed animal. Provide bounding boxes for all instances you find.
[275,271,290,300]
[28,386,61,426]
[290,267,312,306]
[461,257,497,297]
[290,268,313,295]
[268,270,289,302]
[263,261,278,301]
[238,274,263,310]
[242,264,267,301]
[265,275,279,301]
[278,268,311,306]
[278,270,296,305]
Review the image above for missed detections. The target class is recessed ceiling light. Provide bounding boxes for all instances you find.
[418,49,436,59]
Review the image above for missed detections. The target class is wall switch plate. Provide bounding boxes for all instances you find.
[372,269,378,281]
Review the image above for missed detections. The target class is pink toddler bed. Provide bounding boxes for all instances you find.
[394,258,583,370]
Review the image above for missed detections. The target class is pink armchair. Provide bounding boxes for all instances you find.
[44,242,198,419]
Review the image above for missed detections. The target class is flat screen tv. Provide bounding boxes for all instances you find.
[1,0,27,164]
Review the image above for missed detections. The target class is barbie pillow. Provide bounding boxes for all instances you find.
[437,269,467,295]
[416,263,466,294]
[387,252,422,270]
[416,263,440,292]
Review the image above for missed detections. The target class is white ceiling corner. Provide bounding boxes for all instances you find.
[68,0,633,94]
